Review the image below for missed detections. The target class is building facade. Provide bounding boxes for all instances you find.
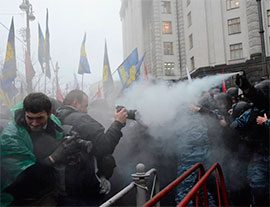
[120,0,270,82]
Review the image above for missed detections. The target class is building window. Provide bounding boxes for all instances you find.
[187,0,190,7]
[230,43,243,60]
[163,42,174,55]
[161,1,171,14]
[267,10,270,27]
[189,34,193,49]
[164,62,175,76]
[228,17,241,34]
[162,21,172,34]
[190,56,195,70]
[226,0,239,10]
[187,12,192,27]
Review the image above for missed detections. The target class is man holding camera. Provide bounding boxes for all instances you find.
[0,92,82,206]
[55,89,128,206]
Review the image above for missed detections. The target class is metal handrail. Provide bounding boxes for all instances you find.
[99,182,136,207]
[100,164,159,207]
[177,162,229,207]
[144,163,205,207]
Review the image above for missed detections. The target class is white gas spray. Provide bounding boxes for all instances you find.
[116,73,236,133]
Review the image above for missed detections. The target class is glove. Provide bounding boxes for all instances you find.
[99,176,111,194]
[235,71,251,91]
[49,136,80,164]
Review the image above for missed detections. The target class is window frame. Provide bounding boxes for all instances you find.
[230,43,243,60]
[163,42,174,55]
[190,56,195,70]
[189,34,193,49]
[161,1,171,14]
[267,10,270,27]
[226,0,239,10]
[187,12,192,27]
[228,17,241,35]
[164,62,175,76]
[162,21,173,34]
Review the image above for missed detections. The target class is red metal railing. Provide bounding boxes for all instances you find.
[144,162,229,207]
[177,162,228,207]
[144,163,206,207]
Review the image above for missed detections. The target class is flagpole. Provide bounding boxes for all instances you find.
[81,74,84,91]
[54,62,60,99]
[50,59,56,97]
[19,0,35,93]
[44,72,46,93]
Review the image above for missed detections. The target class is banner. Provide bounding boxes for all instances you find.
[117,48,138,87]
[78,33,91,74]
[102,41,114,98]
[38,23,45,72]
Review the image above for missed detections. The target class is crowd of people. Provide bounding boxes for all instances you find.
[0,72,269,207]
[176,73,269,206]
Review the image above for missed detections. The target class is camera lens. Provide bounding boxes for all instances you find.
[127,110,136,120]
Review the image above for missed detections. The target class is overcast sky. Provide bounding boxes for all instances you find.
[0,0,123,91]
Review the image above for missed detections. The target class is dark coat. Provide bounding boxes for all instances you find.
[56,105,124,158]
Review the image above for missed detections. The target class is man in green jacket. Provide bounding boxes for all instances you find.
[0,92,79,206]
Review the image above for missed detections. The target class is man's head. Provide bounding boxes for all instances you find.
[63,90,89,113]
[23,92,52,131]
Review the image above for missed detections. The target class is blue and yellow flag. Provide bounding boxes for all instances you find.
[38,23,45,72]
[134,52,146,81]
[45,9,51,79]
[1,18,18,102]
[117,48,138,87]
[102,41,114,99]
[78,33,91,74]
[2,18,17,90]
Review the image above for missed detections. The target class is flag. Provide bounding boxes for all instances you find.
[134,52,145,79]
[117,48,138,87]
[78,33,90,74]
[2,18,16,90]
[1,18,18,101]
[25,51,35,81]
[0,78,18,102]
[38,23,45,72]
[102,41,114,98]
[0,87,11,107]
[97,84,102,99]
[222,69,226,93]
[45,9,51,78]
[186,66,192,83]
[56,86,63,102]
[144,62,149,82]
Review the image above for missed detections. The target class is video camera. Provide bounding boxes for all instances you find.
[116,105,137,120]
[63,125,92,154]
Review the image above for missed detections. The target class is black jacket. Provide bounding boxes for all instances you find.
[56,105,124,157]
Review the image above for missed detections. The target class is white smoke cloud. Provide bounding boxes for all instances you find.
[116,73,236,132]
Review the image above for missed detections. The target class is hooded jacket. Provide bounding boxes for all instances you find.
[0,102,63,206]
